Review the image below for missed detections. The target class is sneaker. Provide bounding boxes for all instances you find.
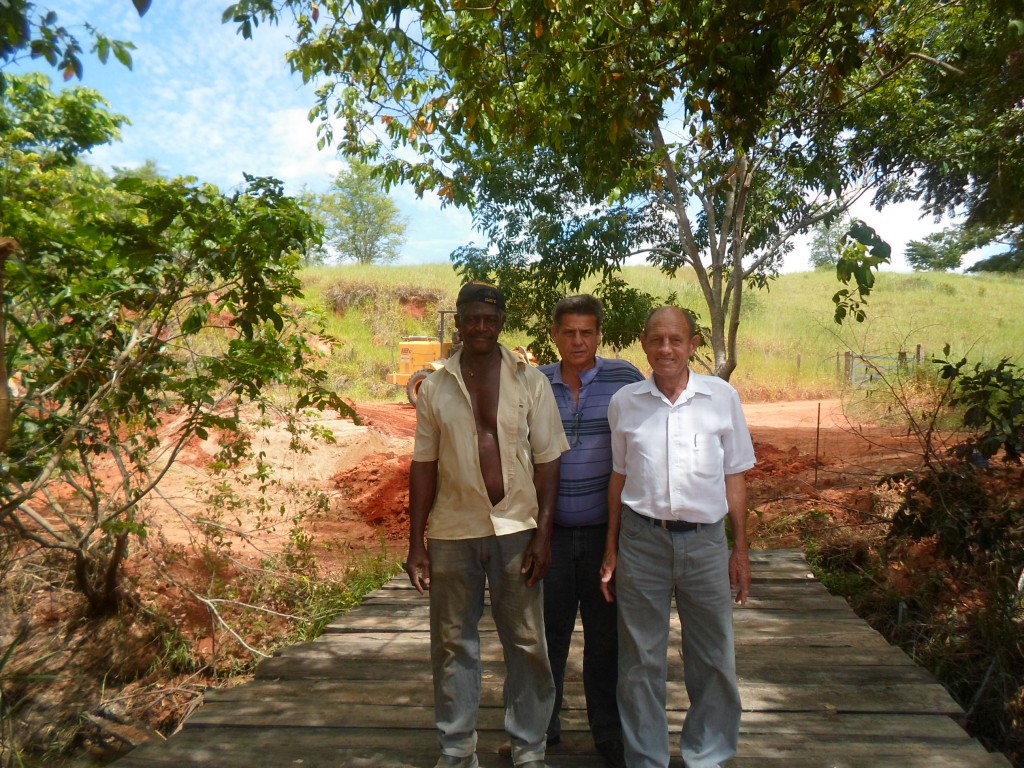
[434,755,479,768]
[515,763,547,768]
[498,734,559,758]
[595,738,626,768]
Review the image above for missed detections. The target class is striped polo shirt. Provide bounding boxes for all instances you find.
[539,356,645,526]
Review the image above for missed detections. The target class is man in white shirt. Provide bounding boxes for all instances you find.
[600,306,756,768]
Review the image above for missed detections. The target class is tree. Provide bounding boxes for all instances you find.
[845,0,1024,270]
[306,161,407,264]
[0,0,147,90]
[227,0,889,379]
[809,216,853,270]
[905,225,1013,272]
[1,74,351,613]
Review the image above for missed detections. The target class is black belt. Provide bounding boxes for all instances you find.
[628,507,701,533]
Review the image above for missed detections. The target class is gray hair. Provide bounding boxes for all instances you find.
[551,294,604,331]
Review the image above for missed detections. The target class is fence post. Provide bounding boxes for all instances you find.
[844,351,853,382]
[916,343,923,365]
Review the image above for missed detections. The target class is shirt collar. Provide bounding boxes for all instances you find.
[641,368,710,404]
[552,355,603,387]
[444,344,523,377]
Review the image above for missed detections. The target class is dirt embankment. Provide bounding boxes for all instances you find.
[325,397,926,552]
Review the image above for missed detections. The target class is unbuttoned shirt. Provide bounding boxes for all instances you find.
[413,344,569,540]
[539,357,645,527]
[608,370,756,525]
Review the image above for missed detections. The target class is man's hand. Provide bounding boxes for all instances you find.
[404,548,431,594]
[521,529,552,586]
[599,551,617,603]
[729,548,751,605]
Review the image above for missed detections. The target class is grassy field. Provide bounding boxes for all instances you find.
[298,263,1024,402]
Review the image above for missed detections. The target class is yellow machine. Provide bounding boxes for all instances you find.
[388,309,538,405]
[387,310,459,404]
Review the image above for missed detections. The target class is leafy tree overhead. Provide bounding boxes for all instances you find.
[0,0,148,90]
[305,160,407,265]
[227,0,889,379]
[847,0,1024,271]
[0,73,350,613]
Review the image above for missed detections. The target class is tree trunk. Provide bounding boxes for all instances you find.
[74,532,130,615]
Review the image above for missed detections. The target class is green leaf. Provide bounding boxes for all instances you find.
[112,42,134,69]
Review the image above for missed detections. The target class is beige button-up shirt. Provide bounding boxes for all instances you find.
[413,344,569,540]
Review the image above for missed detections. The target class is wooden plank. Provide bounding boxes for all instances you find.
[194,678,960,722]
[111,549,1013,768]
[115,720,1010,768]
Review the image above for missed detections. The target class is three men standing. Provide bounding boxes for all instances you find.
[538,296,644,768]
[407,285,754,768]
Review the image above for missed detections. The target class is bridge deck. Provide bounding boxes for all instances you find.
[116,549,1010,767]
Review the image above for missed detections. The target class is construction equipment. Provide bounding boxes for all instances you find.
[388,310,459,405]
[388,309,538,405]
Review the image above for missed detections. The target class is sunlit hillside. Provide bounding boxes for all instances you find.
[299,263,1024,402]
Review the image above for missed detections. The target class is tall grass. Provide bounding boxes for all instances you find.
[297,263,1024,403]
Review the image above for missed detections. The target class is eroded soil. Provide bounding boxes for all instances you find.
[1,396,933,766]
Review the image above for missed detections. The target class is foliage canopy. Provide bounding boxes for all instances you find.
[0,73,351,613]
[227,0,892,377]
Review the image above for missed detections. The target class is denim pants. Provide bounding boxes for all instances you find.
[616,508,740,768]
[544,523,622,746]
[428,531,554,764]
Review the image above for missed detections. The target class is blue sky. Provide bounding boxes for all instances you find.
[15,1,964,271]
[18,0,475,265]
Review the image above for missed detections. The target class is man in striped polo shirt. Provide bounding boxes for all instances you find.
[539,295,644,768]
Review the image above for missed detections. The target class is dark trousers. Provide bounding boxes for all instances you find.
[544,523,622,745]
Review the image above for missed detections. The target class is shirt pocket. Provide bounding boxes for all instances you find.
[692,433,724,478]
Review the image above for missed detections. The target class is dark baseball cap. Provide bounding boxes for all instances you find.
[456,281,506,311]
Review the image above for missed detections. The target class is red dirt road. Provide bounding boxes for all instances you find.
[329,399,925,553]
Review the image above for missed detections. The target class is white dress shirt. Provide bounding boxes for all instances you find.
[608,371,756,524]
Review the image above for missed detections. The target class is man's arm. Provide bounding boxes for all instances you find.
[725,471,751,605]
[522,457,560,586]
[600,470,626,603]
[406,459,438,594]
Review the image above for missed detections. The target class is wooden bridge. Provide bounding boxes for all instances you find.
[115,549,1010,767]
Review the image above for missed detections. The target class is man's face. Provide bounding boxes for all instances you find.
[640,310,699,379]
[455,302,505,352]
[551,313,600,371]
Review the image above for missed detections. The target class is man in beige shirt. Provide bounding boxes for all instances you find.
[405,281,569,768]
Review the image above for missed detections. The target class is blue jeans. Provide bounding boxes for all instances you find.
[616,508,740,768]
[428,531,554,764]
[544,523,622,746]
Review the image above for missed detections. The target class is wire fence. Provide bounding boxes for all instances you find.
[840,345,924,388]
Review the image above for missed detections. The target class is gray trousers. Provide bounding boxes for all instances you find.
[616,508,740,768]
[429,530,554,764]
